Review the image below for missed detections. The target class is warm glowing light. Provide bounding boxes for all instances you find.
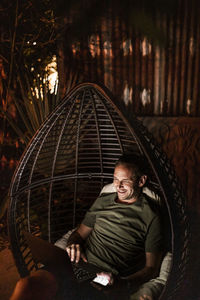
[32,56,58,99]
[140,88,151,106]
[186,99,192,114]
[88,34,100,57]
[189,37,195,56]
[140,38,152,56]
[103,40,113,57]
[121,39,133,56]
[46,55,58,93]
[123,82,133,105]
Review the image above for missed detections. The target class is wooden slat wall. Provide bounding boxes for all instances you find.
[66,0,200,117]
[142,117,200,213]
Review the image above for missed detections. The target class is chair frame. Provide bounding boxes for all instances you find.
[8,83,189,299]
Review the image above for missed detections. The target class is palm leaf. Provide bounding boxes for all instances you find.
[0,107,30,144]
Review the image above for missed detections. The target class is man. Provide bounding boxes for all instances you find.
[10,154,163,300]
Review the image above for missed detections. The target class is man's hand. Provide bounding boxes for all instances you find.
[66,243,87,263]
[66,224,93,263]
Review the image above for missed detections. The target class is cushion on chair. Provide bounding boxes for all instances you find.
[99,183,116,195]
[130,252,172,300]
[54,229,76,250]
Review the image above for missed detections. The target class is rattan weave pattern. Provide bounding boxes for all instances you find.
[8,83,189,299]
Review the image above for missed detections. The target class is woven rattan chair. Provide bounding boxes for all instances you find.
[8,83,189,299]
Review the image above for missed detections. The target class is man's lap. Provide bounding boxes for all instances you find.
[42,264,109,300]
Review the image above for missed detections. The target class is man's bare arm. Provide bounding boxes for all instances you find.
[118,251,163,290]
[66,224,93,263]
[94,252,163,291]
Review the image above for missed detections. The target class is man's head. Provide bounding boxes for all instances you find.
[113,154,148,204]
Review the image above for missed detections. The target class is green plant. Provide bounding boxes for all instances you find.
[0,69,80,146]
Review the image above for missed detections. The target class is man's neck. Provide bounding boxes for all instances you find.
[116,197,138,205]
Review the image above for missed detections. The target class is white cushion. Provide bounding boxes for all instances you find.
[130,252,172,300]
[100,183,116,194]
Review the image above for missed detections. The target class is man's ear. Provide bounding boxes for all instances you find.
[138,175,147,187]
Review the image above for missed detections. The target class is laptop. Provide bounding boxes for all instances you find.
[23,231,102,282]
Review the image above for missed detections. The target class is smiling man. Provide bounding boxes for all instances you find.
[66,154,164,299]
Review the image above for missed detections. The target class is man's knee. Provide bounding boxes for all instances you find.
[10,270,58,300]
[10,277,33,300]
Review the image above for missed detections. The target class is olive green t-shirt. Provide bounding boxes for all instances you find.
[82,192,163,277]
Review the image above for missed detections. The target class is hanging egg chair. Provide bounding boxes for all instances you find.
[8,83,189,299]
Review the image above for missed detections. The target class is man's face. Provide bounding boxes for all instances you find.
[113,164,140,203]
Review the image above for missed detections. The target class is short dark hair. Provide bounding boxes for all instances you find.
[115,153,148,179]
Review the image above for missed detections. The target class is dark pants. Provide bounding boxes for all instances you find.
[58,280,109,300]
[43,265,111,300]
